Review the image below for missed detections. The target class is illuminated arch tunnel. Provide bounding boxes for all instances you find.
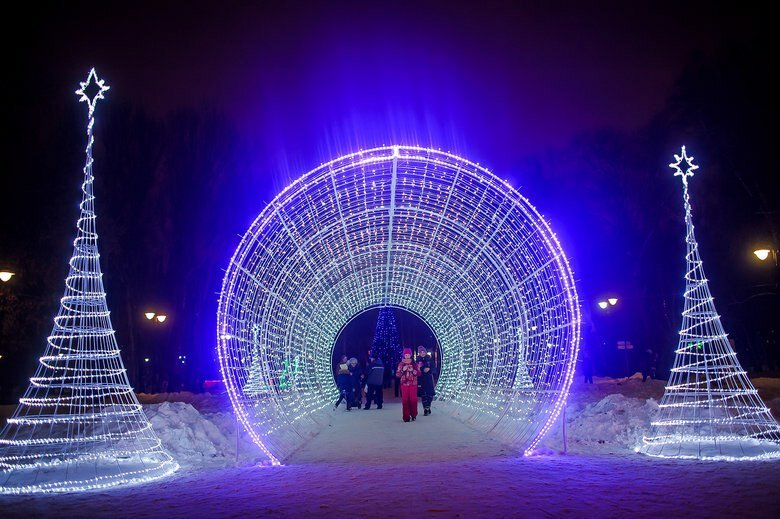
[217,146,580,465]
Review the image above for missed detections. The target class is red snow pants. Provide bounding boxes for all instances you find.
[400,384,418,422]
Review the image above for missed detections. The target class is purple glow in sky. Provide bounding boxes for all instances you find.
[12,2,762,172]
[1,1,776,386]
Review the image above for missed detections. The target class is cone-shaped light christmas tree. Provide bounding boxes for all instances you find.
[371,306,402,368]
[641,146,780,460]
[0,69,178,494]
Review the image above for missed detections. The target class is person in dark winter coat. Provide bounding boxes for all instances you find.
[334,355,353,410]
[349,357,362,407]
[416,346,435,416]
[581,349,593,384]
[363,353,385,409]
[396,348,421,422]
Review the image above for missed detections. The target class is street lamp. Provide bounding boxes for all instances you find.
[0,271,15,282]
[753,248,778,266]
[143,310,168,323]
[598,297,618,310]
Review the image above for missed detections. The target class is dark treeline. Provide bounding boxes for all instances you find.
[0,85,257,398]
[1,37,778,400]
[524,39,779,378]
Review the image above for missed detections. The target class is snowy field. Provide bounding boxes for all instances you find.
[2,374,780,517]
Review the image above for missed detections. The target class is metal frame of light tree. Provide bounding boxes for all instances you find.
[641,146,780,460]
[0,69,178,494]
[217,146,581,464]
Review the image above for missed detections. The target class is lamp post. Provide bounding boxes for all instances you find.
[0,271,15,283]
[596,295,632,377]
[141,309,169,392]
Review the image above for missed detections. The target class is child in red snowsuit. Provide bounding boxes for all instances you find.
[396,348,421,422]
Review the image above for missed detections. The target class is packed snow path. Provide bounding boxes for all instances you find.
[291,401,510,464]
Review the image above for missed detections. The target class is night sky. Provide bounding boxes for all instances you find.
[1,1,777,392]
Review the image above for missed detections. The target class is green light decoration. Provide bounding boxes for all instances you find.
[278,357,301,391]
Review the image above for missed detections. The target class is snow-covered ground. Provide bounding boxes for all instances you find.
[2,374,780,517]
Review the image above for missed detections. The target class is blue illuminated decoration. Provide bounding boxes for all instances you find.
[217,145,581,464]
[370,306,402,369]
[0,69,178,494]
[640,147,780,460]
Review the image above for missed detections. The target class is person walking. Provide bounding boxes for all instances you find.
[334,355,353,411]
[416,346,435,416]
[396,348,420,422]
[363,352,385,409]
[349,357,362,407]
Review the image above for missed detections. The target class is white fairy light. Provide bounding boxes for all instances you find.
[640,147,780,460]
[217,146,580,463]
[0,68,178,494]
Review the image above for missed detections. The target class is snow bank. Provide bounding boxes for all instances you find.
[134,374,780,468]
[139,393,265,471]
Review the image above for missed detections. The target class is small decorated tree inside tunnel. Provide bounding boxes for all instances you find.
[371,306,402,376]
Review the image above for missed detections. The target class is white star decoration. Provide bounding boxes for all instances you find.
[75,68,110,117]
[669,145,699,183]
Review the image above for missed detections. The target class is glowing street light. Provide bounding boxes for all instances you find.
[754,249,770,261]
[0,271,15,282]
[143,310,168,323]
[753,248,778,266]
[598,301,609,309]
[608,297,618,306]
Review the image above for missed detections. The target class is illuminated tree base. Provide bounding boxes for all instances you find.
[0,454,178,495]
[641,439,780,461]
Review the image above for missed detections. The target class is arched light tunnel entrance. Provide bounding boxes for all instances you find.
[217,146,580,465]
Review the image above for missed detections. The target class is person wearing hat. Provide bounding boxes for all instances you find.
[416,345,435,416]
[395,347,421,422]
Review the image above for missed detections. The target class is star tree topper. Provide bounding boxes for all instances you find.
[75,68,110,117]
[670,145,699,185]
